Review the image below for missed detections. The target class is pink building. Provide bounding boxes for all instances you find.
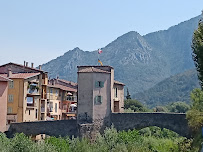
[0,75,11,132]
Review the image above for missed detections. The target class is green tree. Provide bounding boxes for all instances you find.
[124,99,148,112]
[186,88,203,131]
[126,88,131,99]
[153,106,168,112]
[166,101,190,113]
[192,21,203,88]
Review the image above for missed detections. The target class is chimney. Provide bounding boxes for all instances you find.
[24,61,26,66]
[7,68,12,78]
[39,65,42,70]
[31,63,34,68]
[26,62,28,67]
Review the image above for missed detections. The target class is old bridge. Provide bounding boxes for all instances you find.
[6,112,192,138]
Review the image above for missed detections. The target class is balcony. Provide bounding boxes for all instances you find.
[61,104,77,114]
[27,84,40,95]
[66,96,77,102]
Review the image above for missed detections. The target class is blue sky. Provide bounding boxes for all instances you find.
[0,0,202,66]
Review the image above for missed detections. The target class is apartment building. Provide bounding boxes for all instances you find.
[0,75,11,132]
[47,78,77,120]
[0,62,48,125]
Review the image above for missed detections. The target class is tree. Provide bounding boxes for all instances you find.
[166,101,190,113]
[126,88,131,99]
[153,106,168,112]
[186,89,203,131]
[188,15,203,132]
[192,21,203,88]
[124,99,148,112]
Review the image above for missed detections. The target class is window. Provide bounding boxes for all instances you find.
[29,110,31,115]
[35,109,38,119]
[8,95,13,102]
[9,81,14,88]
[50,88,53,94]
[95,81,104,88]
[94,95,102,104]
[55,103,57,113]
[27,97,34,106]
[55,89,58,96]
[7,107,12,113]
[115,88,118,98]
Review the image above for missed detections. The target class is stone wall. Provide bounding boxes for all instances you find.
[111,113,192,137]
[6,120,78,138]
[6,113,192,138]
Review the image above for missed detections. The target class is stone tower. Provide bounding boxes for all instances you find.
[77,66,114,131]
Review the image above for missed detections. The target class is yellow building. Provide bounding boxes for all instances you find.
[0,62,48,126]
[47,78,77,120]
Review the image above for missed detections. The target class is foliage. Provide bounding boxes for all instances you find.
[0,126,197,152]
[126,88,131,99]
[124,99,149,112]
[166,101,190,113]
[186,88,203,131]
[153,106,168,112]
[192,22,203,88]
[124,108,135,113]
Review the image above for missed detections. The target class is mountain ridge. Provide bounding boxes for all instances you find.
[42,15,201,103]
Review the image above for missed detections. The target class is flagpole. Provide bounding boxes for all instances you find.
[97,50,99,65]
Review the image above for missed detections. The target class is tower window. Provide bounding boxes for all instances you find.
[95,81,104,88]
[94,95,103,104]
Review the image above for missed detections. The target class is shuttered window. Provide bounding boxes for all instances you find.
[9,81,14,88]
[7,107,12,113]
[95,81,104,88]
[94,95,103,104]
[8,95,13,102]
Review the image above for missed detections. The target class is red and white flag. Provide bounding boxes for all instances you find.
[98,49,102,54]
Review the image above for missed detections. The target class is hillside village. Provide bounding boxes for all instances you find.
[0,62,125,133]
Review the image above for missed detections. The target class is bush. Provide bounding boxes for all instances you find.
[0,126,194,152]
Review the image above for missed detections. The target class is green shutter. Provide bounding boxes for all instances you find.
[95,81,99,88]
[100,96,103,103]
[101,81,104,88]
[94,96,97,104]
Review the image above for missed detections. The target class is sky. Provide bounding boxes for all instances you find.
[0,0,203,67]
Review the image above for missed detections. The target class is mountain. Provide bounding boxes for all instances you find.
[143,15,201,75]
[42,15,201,97]
[133,69,200,108]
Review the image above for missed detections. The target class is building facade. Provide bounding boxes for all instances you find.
[0,62,48,125]
[77,66,124,129]
[47,78,77,120]
[0,75,11,132]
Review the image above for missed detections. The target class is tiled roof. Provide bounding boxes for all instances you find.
[77,65,114,69]
[58,79,77,86]
[114,80,125,86]
[0,73,40,79]
[78,67,110,73]
[0,62,47,73]
[0,75,12,81]
[47,84,77,92]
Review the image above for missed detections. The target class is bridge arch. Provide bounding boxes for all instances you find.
[111,113,192,138]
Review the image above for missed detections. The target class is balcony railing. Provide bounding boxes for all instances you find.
[67,96,77,102]
[27,89,39,95]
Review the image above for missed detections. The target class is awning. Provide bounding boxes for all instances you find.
[67,92,72,95]
[70,104,77,107]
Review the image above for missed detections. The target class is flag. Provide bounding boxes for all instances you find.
[98,49,102,54]
[98,59,103,66]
